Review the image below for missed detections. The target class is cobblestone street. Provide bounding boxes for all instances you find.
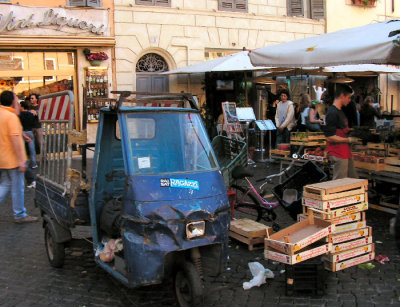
[0,163,399,306]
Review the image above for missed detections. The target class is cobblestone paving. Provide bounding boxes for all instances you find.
[0,163,399,306]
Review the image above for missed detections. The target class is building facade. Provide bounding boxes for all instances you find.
[114,0,326,105]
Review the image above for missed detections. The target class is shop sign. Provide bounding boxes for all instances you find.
[0,4,109,36]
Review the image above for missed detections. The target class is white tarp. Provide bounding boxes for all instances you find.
[249,20,400,68]
[163,51,270,74]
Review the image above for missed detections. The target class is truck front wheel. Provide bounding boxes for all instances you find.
[44,224,65,268]
[395,207,400,252]
[174,261,203,307]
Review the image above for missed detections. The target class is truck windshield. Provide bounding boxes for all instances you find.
[125,112,218,174]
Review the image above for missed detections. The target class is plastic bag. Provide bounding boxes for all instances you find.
[95,238,123,263]
[243,262,267,290]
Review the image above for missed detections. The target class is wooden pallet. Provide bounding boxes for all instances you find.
[303,178,368,201]
[229,219,272,251]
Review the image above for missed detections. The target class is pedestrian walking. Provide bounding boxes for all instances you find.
[19,101,38,169]
[323,84,358,180]
[0,90,38,223]
[28,93,42,154]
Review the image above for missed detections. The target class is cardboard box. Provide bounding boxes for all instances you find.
[329,227,371,244]
[324,243,374,262]
[331,236,373,253]
[266,211,334,255]
[265,242,331,265]
[324,252,375,272]
[302,192,367,210]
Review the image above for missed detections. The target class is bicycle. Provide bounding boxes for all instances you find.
[229,150,303,230]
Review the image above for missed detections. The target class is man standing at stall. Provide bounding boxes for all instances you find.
[323,84,358,180]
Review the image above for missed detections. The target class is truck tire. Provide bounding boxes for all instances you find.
[395,206,400,252]
[45,223,65,268]
[174,261,203,307]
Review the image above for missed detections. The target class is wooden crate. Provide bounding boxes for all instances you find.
[265,242,331,265]
[354,159,385,172]
[270,149,291,157]
[291,140,326,146]
[388,146,400,157]
[290,132,325,141]
[334,219,367,233]
[305,202,368,220]
[298,212,363,225]
[384,157,400,173]
[324,251,375,272]
[329,226,371,245]
[229,219,272,251]
[265,211,334,255]
[303,178,368,201]
[331,236,373,253]
[324,243,374,263]
[303,192,367,210]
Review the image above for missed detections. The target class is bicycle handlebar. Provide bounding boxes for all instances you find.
[258,146,304,190]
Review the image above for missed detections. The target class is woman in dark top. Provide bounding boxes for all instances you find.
[360,96,381,128]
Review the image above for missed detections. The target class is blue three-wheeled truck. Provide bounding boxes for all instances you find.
[34,91,230,306]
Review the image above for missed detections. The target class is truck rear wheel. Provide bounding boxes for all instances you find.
[174,261,203,307]
[45,224,65,268]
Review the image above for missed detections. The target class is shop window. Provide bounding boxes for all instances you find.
[218,0,248,12]
[67,0,102,8]
[287,0,325,19]
[135,0,171,7]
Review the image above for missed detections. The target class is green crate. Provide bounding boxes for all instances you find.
[211,136,247,187]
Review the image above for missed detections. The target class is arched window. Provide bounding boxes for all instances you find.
[136,53,168,73]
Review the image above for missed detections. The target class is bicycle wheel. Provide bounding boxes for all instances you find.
[231,184,263,221]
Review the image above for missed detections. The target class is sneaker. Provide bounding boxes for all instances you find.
[31,164,38,169]
[27,181,36,189]
[14,216,39,223]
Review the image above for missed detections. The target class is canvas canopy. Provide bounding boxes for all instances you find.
[249,20,400,68]
[163,51,269,74]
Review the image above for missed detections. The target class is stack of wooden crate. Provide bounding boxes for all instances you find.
[300,178,375,272]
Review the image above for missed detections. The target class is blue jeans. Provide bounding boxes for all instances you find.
[24,130,37,167]
[276,127,290,147]
[0,168,27,219]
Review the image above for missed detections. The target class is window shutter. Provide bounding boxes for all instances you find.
[155,0,171,6]
[310,0,325,19]
[219,0,234,11]
[67,0,86,7]
[136,0,155,5]
[234,0,248,12]
[287,0,304,17]
[87,0,102,8]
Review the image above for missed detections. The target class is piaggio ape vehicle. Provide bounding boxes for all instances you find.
[34,90,230,306]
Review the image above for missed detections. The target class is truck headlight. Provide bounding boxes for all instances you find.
[186,221,205,239]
